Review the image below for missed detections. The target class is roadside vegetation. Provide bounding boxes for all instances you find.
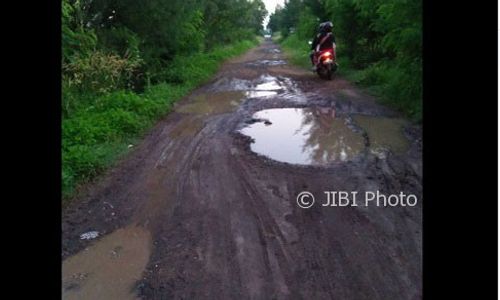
[268,0,422,122]
[62,0,267,200]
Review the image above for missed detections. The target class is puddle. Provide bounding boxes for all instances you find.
[247,60,287,66]
[62,225,152,300]
[177,91,245,115]
[210,78,253,92]
[254,76,282,91]
[240,108,365,165]
[207,75,306,102]
[353,115,409,154]
[246,90,278,98]
[265,48,281,54]
[245,75,307,103]
[169,116,205,138]
[245,75,283,98]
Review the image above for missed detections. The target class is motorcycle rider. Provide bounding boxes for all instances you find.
[310,21,336,71]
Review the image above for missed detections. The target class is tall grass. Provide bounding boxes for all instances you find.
[280,34,311,69]
[62,39,257,200]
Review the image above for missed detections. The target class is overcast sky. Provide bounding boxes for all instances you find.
[262,0,285,28]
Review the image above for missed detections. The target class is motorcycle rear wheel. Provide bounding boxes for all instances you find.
[325,64,333,80]
[326,69,332,80]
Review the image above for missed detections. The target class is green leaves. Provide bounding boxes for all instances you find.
[274,0,422,121]
[61,39,257,199]
[178,9,206,54]
[63,50,142,95]
[61,0,269,199]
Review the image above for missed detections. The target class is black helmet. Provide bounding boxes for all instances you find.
[322,21,333,32]
[318,22,325,32]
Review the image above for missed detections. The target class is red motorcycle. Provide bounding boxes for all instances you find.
[313,47,337,80]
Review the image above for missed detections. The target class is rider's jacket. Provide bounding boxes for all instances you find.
[311,31,336,51]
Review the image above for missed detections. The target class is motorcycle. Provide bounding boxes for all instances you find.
[309,41,338,80]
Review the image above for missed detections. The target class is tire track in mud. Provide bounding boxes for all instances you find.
[62,40,422,300]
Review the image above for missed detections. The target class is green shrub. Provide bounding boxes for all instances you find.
[281,33,312,69]
[62,39,258,200]
[281,32,421,122]
[97,27,142,59]
[63,51,142,94]
[62,0,97,63]
[62,143,129,198]
[270,0,421,122]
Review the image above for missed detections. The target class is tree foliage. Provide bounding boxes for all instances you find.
[62,0,268,89]
[62,0,267,198]
[269,0,422,120]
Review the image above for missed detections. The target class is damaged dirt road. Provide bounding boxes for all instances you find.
[62,40,422,300]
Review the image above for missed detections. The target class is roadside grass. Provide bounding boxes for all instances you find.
[279,33,422,122]
[271,31,282,42]
[280,34,311,69]
[62,39,258,202]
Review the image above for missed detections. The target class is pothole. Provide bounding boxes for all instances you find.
[206,75,306,102]
[255,75,282,90]
[177,91,245,115]
[239,108,365,165]
[245,75,283,98]
[352,115,409,155]
[210,78,253,92]
[247,60,287,66]
[168,116,205,138]
[246,90,279,98]
[62,225,152,300]
[265,48,281,54]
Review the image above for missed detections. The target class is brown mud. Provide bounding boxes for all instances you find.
[62,40,422,299]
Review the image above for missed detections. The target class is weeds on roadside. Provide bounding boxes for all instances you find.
[62,40,258,200]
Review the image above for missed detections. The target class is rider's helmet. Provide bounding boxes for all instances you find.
[318,22,325,33]
[322,21,333,32]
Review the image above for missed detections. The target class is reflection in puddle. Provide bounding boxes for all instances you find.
[210,78,253,92]
[246,90,278,98]
[177,91,245,115]
[62,225,152,300]
[255,76,282,91]
[240,108,365,165]
[206,74,306,102]
[245,75,283,98]
[353,115,409,154]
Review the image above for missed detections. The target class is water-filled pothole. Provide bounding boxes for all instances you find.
[245,75,283,98]
[207,74,306,102]
[267,48,281,54]
[246,90,279,98]
[177,91,245,115]
[240,108,365,165]
[353,115,409,155]
[62,225,152,300]
[247,60,287,66]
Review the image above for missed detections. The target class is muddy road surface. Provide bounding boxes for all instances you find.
[62,40,422,300]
